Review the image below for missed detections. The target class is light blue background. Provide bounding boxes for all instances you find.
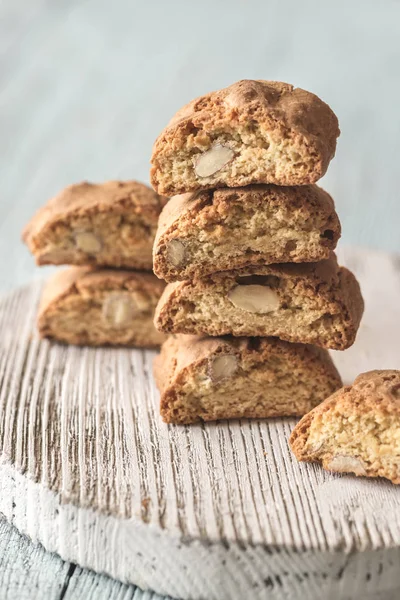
[1,0,399,291]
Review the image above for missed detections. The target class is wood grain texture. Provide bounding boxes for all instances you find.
[0,247,399,599]
[0,519,166,600]
[0,518,71,600]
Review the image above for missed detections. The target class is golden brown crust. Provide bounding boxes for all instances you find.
[38,267,166,348]
[153,184,341,281]
[290,370,400,484]
[154,256,364,350]
[151,80,340,194]
[23,180,164,270]
[154,334,342,424]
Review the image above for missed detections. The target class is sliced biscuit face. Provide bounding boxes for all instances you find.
[290,370,400,484]
[154,335,342,424]
[153,184,341,282]
[150,80,340,195]
[22,180,163,270]
[154,257,364,351]
[38,267,166,348]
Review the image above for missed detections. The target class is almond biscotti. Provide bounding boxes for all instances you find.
[38,267,166,347]
[23,180,164,270]
[290,370,400,484]
[151,80,340,195]
[153,184,341,282]
[154,335,342,424]
[154,256,364,350]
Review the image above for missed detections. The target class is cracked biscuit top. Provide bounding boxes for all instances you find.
[153,184,341,282]
[151,80,340,195]
[38,266,166,348]
[154,255,364,351]
[154,334,342,424]
[23,180,164,270]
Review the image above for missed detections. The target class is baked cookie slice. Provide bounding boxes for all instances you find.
[154,335,342,424]
[154,256,364,351]
[151,80,340,195]
[23,180,164,270]
[38,267,166,347]
[290,370,400,484]
[154,184,341,282]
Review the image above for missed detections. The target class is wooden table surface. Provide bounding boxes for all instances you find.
[0,520,164,600]
[1,1,400,598]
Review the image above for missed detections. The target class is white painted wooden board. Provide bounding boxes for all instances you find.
[0,247,399,600]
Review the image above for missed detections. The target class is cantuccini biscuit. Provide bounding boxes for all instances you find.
[151,80,340,195]
[23,180,164,270]
[38,267,166,347]
[154,255,364,351]
[154,335,342,424]
[290,370,400,484]
[153,184,341,282]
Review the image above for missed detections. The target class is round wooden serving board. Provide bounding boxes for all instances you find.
[0,247,399,600]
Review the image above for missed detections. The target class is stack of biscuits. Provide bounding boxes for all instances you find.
[23,180,166,348]
[150,80,364,424]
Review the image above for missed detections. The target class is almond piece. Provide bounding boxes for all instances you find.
[171,192,198,203]
[194,145,235,178]
[227,285,280,314]
[74,231,102,254]
[102,292,135,328]
[167,239,186,268]
[131,290,150,312]
[304,439,325,456]
[326,455,367,476]
[209,354,238,382]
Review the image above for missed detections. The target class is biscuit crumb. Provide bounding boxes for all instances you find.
[290,370,400,484]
